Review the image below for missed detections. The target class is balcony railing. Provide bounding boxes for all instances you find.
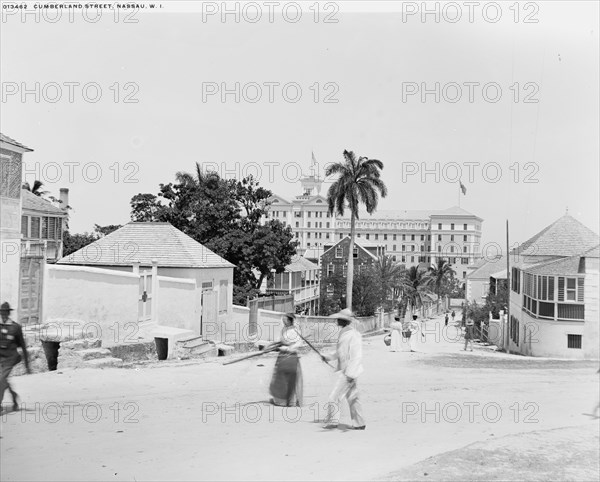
[266,284,320,304]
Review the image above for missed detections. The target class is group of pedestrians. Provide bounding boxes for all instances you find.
[265,309,366,430]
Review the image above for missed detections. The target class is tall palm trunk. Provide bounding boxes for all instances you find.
[347,211,355,310]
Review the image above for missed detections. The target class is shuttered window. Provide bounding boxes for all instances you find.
[21,215,28,237]
[577,278,584,302]
[567,334,582,349]
[558,277,565,301]
[31,217,40,238]
[41,217,48,239]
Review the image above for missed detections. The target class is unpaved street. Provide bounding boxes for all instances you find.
[1,316,598,481]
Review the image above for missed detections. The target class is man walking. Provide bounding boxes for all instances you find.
[0,302,31,413]
[322,309,366,430]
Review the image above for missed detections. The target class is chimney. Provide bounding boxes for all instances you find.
[59,188,69,211]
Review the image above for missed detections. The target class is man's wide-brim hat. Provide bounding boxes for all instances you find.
[330,308,355,323]
[0,302,14,312]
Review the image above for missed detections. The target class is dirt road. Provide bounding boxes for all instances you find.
[1,316,598,481]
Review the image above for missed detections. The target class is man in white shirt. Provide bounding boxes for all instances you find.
[322,309,366,430]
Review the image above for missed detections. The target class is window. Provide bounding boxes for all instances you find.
[393,234,397,241]
[464,224,467,230]
[353,248,358,258]
[437,246,441,252]
[437,235,442,241]
[420,245,424,252]
[401,256,406,262]
[335,247,343,258]
[411,246,415,252]
[308,222,311,228]
[393,255,397,261]
[567,334,582,349]
[411,235,415,241]
[307,211,311,217]
[375,234,379,240]
[402,234,406,241]
[219,280,228,314]
[326,284,334,295]
[393,245,396,251]
[558,277,584,302]
[420,235,424,241]
[295,222,299,228]
[402,245,405,251]
[428,235,431,241]
[307,232,311,238]
[461,257,468,264]
[326,233,330,239]
[462,271,466,279]
[295,212,302,217]
[366,234,370,240]
[327,264,334,276]
[31,217,40,238]
[450,246,454,253]
[463,246,468,253]
[464,235,468,242]
[450,235,454,241]
[384,234,388,240]
[411,256,415,262]
[21,215,28,237]
[326,222,330,228]
[342,265,347,277]
[438,223,442,230]
[451,223,455,230]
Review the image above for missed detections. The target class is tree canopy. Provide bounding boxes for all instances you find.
[130,164,298,303]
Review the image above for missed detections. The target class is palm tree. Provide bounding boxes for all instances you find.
[372,255,404,311]
[22,180,49,197]
[398,265,433,319]
[326,150,387,311]
[428,258,456,314]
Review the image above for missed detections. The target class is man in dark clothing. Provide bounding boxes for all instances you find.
[0,302,31,413]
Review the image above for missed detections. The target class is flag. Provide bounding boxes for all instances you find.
[459,180,467,195]
[311,150,317,166]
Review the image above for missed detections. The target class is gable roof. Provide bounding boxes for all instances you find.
[58,222,234,269]
[467,256,508,280]
[284,255,318,273]
[525,244,600,276]
[322,236,379,261]
[513,214,599,257]
[0,132,33,151]
[21,189,67,216]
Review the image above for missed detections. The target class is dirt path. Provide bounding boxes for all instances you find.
[1,315,598,481]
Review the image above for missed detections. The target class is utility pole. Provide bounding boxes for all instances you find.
[505,220,510,354]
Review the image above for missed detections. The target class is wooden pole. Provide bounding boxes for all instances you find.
[505,220,510,354]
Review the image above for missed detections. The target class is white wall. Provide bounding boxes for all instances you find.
[43,264,139,347]
[157,275,201,335]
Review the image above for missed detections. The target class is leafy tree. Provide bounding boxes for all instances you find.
[129,165,298,297]
[22,180,49,197]
[62,231,99,257]
[325,150,387,311]
[130,193,162,221]
[428,258,456,313]
[398,266,433,319]
[371,255,403,311]
[352,270,381,316]
[94,224,122,237]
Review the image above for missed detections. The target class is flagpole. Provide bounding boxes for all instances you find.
[458,182,460,207]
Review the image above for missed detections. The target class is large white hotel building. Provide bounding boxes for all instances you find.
[266,175,483,280]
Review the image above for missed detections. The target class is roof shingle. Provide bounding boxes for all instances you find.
[0,133,33,151]
[58,222,235,269]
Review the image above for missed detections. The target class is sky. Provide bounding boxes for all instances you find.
[1,0,598,250]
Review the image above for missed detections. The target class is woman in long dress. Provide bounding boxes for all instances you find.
[268,313,304,407]
[390,316,403,352]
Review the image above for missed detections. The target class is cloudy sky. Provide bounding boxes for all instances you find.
[2,1,598,249]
